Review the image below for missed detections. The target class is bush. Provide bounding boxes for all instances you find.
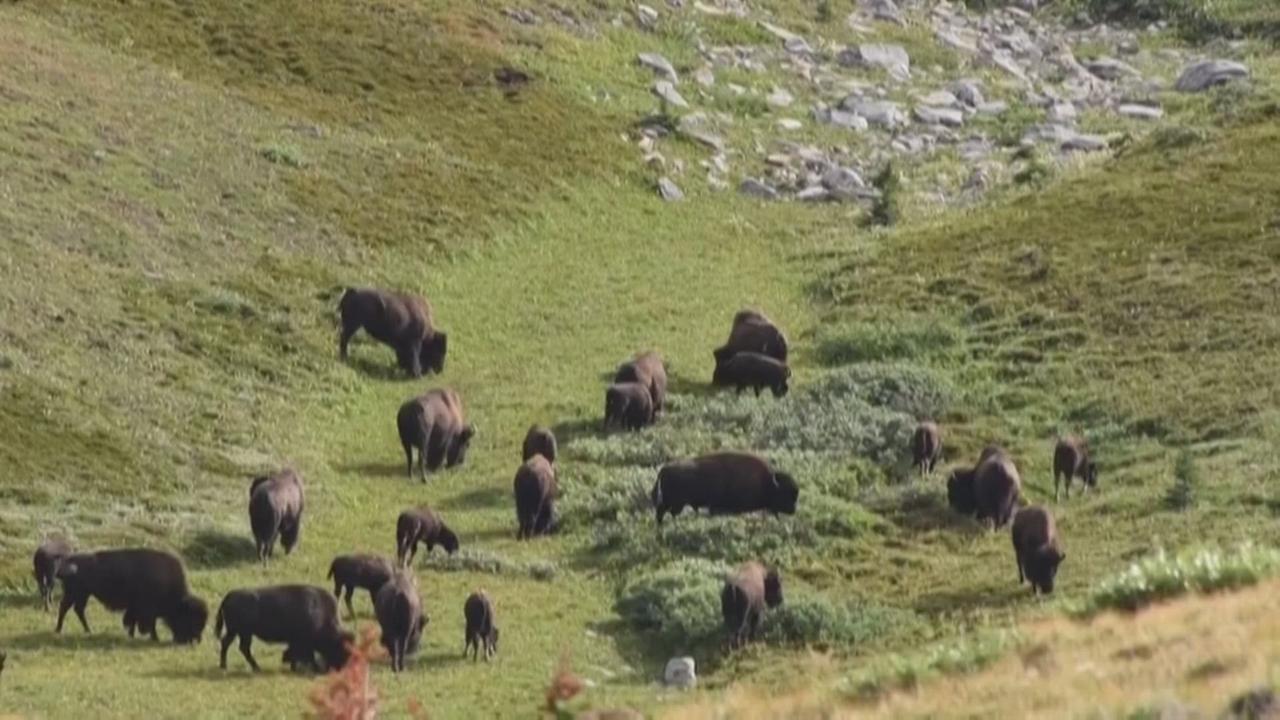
[759,594,920,649]
[815,321,961,365]
[839,630,1019,698]
[1083,544,1280,614]
[868,162,901,227]
[615,558,732,647]
[1164,450,1198,511]
[421,549,558,581]
[560,465,654,524]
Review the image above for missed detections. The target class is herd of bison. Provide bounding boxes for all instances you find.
[25,287,1097,676]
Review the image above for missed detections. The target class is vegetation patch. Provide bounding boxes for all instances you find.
[1082,544,1280,614]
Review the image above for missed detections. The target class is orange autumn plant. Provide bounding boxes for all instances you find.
[306,626,430,720]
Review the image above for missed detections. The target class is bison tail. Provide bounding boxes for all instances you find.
[214,604,225,639]
[326,560,336,580]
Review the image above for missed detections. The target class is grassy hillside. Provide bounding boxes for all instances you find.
[1,0,1278,718]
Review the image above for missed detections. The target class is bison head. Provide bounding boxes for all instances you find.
[438,526,460,556]
[763,569,784,608]
[167,594,209,644]
[324,631,356,671]
[420,332,448,375]
[711,346,733,383]
[447,425,475,468]
[947,468,977,515]
[771,367,791,397]
[768,471,799,514]
[1029,546,1065,594]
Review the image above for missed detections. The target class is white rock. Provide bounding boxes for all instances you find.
[860,0,903,25]
[1086,57,1140,81]
[664,657,697,688]
[1062,133,1108,152]
[822,166,865,190]
[652,81,689,108]
[920,90,959,108]
[838,44,911,80]
[683,129,725,152]
[766,87,794,108]
[986,51,1028,84]
[845,99,907,128]
[657,177,684,201]
[1048,102,1077,123]
[796,186,830,202]
[739,178,779,200]
[636,4,659,28]
[976,100,1009,116]
[777,118,803,131]
[758,21,800,43]
[1175,59,1250,92]
[1117,103,1163,120]
[784,37,814,55]
[824,109,869,130]
[638,53,678,83]
[951,80,985,107]
[915,105,964,127]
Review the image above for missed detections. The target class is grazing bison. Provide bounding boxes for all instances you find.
[651,452,799,526]
[1053,436,1098,500]
[55,548,208,644]
[338,287,448,378]
[216,585,352,672]
[463,591,499,661]
[34,537,72,611]
[973,449,1022,529]
[1011,506,1065,595]
[514,455,557,540]
[375,572,425,673]
[328,554,395,618]
[712,311,788,376]
[911,422,943,475]
[712,351,790,397]
[521,425,558,464]
[249,469,305,563]
[604,382,654,431]
[946,467,977,515]
[721,562,783,649]
[397,388,475,480]
[613,351,668,416]
[396,507,460,566]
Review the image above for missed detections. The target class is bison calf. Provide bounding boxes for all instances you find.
[216,584,352,672]
[56,548,208,644]
[396,507,460,567]
[328,554,395,618]
[1011,506,1065,594]
[338,287,447,378]
[911,422,943,475]
[604,382,654,431]
[1053,436,1098,500]
[398,388,475,481]
[375,572,426,673]
[712,352,790,397]
[34,537,72,611]
[613,351,668,416]
[249,469,305,563]
[721,562,783,649]
[521,425,558,464]
[463,591,499,661]
[514,455,557,540]
[652,452,799,525]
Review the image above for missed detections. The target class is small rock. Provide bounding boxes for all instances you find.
[860,0,904,25]
[766,87,794,108]
[663,657,696,688]
[683,129,725,152]
[636,4,659,28]
[657,177,684,201]
[1118,38,1140,55]
[824,109,869,130]
[838,44,911,80]
[920,90,959,108]
[1047,102,1077,123]
[822,166,865,190]
[652,81,688,109]
[976,100,1009,116]
[1175,59,1250,92]
[1117,103,1163,120]
[1086,57,1140,81]
[796,186,830,202]
[758,21,800,43]
[777,118,803,131]
[915,106,964,127]
[693,66,715,87]
[951,80,985,107]
[935,28,979,54]
[986,51,1029,83]
[784,37,814,55]
[765,153,792,167]
[638,53,678,83]
[844,99,908,128]
[739,178,779,200]
[1061,133,1108,152]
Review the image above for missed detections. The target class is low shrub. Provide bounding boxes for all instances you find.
[421,549,558,582]
[839,629,1019,698]
[1083,544,1280,614]
[615,558,732,647]
[760,593,921,649]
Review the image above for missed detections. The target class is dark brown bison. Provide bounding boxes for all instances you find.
[973,448,1022,529]
[713,310,788,376]
[911,422,943,475]
[55,548,208,644]
[1053,435,1098,500]
[712,351,790,397]
[604,382,654,431]
[249,469,305,563]
[946,467,977,514]
[215,585,352,672]
[613,351,668,416]
[651,452,799,525]
[338,287,447,378]
[397,388,475,480]
[328,554,395,618]
[1011,506,1065,594]
[514,455,557,540]
[463,590,499,661]
[721,562,783,649]
[521,425,558,464]
[396,507,460,566]
[375,572,426,673]
[34,537,72,611]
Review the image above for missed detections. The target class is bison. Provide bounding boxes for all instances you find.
[973,448,1022,529]
[249,469,305,563]
[712,351,790,397]
[338,287,448,378]
[463,590,499,661]
[911,422,943,475]
[651,452,799,526]
[55,548,208,644]
[946,467,977,515]
[604,382,654,431]
[514,455,557,540]
[1053,435,1098,500]
[34,537,72,611]
[397,388,475,481]
[613,351,668,416]
[721,562,783,649]
[328,554,395,618]
[712,310,788,377]
[1011,506,1065,594]
[215,584,352,672]
[396,507,460,567]
[375,572,426,673]
[521,425,557,464]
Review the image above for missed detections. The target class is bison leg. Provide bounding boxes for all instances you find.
[339,321,359,361]
[220,632,235,669]
[238,635,261,672]
[753,385,763,397]
[71,596,91,633]
[403,442,415,479]
[281,519,300,555]
[55,594,75,633]
[342,586,356,618]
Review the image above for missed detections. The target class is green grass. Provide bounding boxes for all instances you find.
[1082,544,1280,614]
[2,0,1280,718]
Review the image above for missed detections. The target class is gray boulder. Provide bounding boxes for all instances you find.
[844,99,908,128]
[1086,57,1140,81]
[664,657,697,689]
[951,80,985,108]
[657,177,684,201]
[838,44,911,79]
[652,81,688,109]
[1117,103,1163,120]
[915,106,964,127]
[638,53,678,83]
[739,178,779,200]
[1175,59,1249,92]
